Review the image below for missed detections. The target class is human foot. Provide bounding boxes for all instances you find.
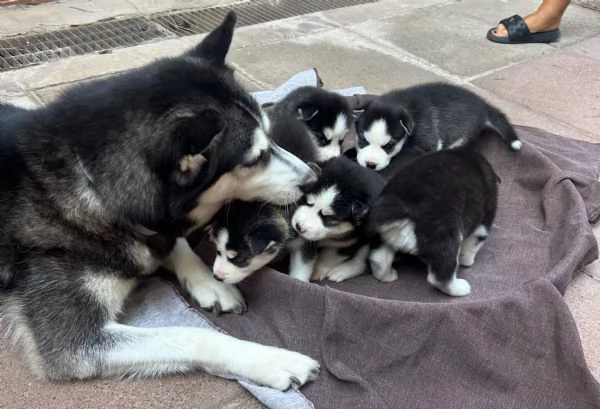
[492,11,562,37]
[487,14,561,44]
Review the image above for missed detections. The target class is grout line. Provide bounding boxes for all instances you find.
[584,271,600,284]
[463,49,554,82]
[230,63,273,89]
[340,25,465,83]
[462,82,599,140]
[336,22,599,140]
[316,0,459,28]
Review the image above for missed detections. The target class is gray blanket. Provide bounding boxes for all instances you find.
[124,75,600,408]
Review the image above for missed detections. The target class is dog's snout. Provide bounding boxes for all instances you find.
[304,170,318,185]
[366,161,377,170]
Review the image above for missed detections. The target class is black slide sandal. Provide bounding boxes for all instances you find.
[487,14,560,44]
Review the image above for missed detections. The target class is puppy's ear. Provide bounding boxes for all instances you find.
[248,224,283,256]
[351,200,370,223]
[395,108,414,136]
[296,104,319,122]
[343,147,358,161]
[185,11,236,65]
[205,224,216,242]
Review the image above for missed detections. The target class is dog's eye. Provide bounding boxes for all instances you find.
[313,132,331,147]
[243,149,270,168]
[382,141,396,150]
[357,133,368,149]
[319,211,340,226]
[228,254,247,267]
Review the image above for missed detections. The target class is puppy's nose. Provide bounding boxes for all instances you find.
[366,162,377,170]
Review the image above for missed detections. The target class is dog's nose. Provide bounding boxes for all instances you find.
[366,161,377,170]
[295,223,304,234]
[303,170,318,185]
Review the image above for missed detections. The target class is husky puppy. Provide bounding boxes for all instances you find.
[366,148,500,297]
[209,200,319,283]
[0,12,320,391]
[274,86,353,161]
[292,156,386,282]
[210,201,290,284]
[354,82,522,171]
[209,110,321,283]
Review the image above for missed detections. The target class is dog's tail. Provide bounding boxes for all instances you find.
[485,108,522,152]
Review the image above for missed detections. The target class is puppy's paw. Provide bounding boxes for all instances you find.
[310,264,330,282]
[185,276,246,314]
[373,267,399,283]
[437,278,471,297]
[459,252,475,267]
[326,263,364,282]
[241,346,320,391]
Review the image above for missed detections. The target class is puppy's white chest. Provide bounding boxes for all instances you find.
[380,219,418,254]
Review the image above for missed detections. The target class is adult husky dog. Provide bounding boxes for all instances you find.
[0,12,320,391]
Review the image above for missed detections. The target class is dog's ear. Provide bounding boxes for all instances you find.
[343,147,358,161]
[185,11,236,65]
[172,109,224,186]
[351,200,370,223]
[296,104,319,122]
[396,109,414,137]
[248,223,283,256]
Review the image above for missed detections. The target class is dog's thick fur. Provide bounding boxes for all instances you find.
[209,111,321,284]
[354,82,522,171]
[366,148,500,297]
[209,200,290,284]
[292,156,385,282]
[0,12,320,390]
[273,86,352,161]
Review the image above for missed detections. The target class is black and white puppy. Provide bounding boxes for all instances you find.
[274,86,353,161]
[209,200,290,284]
[292,156,385,282]
[209,200,318,283]
[354,82,522,171]
[366,148,500,297]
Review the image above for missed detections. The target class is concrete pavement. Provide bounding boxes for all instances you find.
[1,0,600,407]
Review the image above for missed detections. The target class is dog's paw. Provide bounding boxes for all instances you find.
[459,252,475,267]
[310,264,330,282]
[443,278,471,297]
[427,274,471,297]
[242,346,320,391]
[326,264,363,282]
[373,267,399,283]
[185,276,246,314]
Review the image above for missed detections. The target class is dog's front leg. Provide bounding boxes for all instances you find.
[99,323,320,390]
[311,247,348,281]
[288,241,316,282]
[326,244,370,282]
[165,238,246,314]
